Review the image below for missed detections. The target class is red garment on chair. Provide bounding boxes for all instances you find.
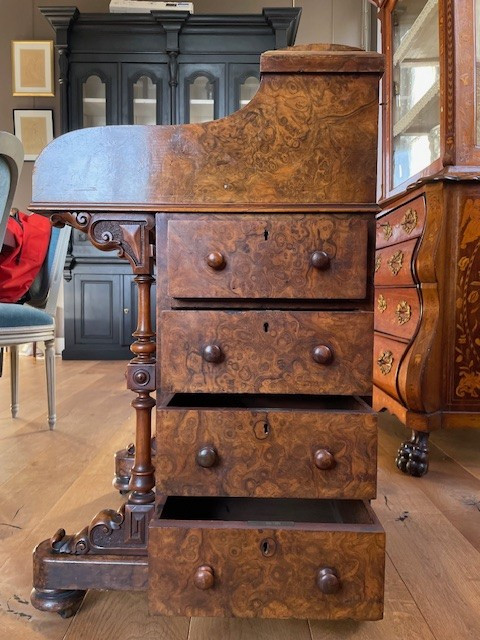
[0,209,51,303]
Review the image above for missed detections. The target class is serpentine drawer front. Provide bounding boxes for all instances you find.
[375,195,426,248]
[160,310,373,395]
[156,395,377,500]
[167,215,368,300]
[148,497,385,620]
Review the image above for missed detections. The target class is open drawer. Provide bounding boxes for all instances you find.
[148,497,385,620]
[156,394,377,500]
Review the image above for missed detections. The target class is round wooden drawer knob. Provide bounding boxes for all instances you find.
[317,567,341,594]
[310,250,330,270]
[194,565,215,590]
[312,345,333,365]
[196,445,218,468]
[314,449,336,470]
[203,344,223,363]
[206,251,226,270]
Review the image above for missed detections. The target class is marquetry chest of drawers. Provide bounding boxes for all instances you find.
[30,45,385,621]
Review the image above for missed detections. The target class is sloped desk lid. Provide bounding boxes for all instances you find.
[31,45,383,213]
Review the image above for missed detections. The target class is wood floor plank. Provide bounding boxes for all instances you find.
[64,591,190,640]
[309,556,435,640]
[374,425,480,640]
[188,616,312,640]
[378,415,480,553]
[430,428,480,482]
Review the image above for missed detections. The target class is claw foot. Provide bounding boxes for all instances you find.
[395,430,429,477]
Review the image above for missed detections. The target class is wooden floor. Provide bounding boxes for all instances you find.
[0,358,479,640]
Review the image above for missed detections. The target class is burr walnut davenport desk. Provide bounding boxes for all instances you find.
[29,45,386,620]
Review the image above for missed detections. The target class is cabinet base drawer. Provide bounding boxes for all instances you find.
[148,497,385,620]
[156,394,377,500]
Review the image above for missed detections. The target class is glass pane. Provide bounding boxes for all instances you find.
[240,75,260,107]
[82,75,106,128]
[189,75,214,124]
[133,75,157,125]
[392,0,440,188]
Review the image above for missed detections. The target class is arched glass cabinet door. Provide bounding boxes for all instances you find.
[239,75,260,107]
[82,75,107,128]
[188,75,215,123]
[133,75,157,125]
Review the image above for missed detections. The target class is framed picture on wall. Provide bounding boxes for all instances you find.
[11,41,54,96]
[13,109,54,161]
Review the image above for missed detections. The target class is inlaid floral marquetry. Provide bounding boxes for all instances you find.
[377,294,387,313]
[375,255,382,272]
[381,221,393,240]
[377,350,394,376]
[395,301,412,325]
[401,208,418,235]
[387,250,404,276]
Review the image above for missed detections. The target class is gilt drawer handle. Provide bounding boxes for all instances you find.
[196,445,218,468]
[401,208,418,235]
[377,350,394,375]
[375,255,382,273]
[317,567,341,594]
[310,250,331,270]
[396,301,412,325]
[312,345,333,365]
[194,565,215,590]
[381,221,393,241]
[314,449,336,470]
[206,251,226,270]
[377,294,387,313]
[202,344,223,363]
[387,250,404,276]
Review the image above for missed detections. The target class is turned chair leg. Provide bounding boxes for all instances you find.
[45,339,56,429]
[10,345,19,418]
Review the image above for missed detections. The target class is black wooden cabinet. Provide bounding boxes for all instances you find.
[41,7,301,359]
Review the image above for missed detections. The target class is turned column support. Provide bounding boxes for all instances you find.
[127,273,156,505]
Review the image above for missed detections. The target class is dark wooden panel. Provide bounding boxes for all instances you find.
[160,310,373,395]
[374,287,421,341]
[155,406,377,499]
[374,238,417,287]
[167,215,368,300]
[376,195,426,249]
[73,274,120,345]
[148,501,385,620]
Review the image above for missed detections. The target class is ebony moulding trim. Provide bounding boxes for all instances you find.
[50,211,155,274]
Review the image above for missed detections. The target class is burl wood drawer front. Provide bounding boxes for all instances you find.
[374,238,417,287]
[373,333,409,401]
[148,497,385,620]
[376,195,426,249]
[167,216,368,299]
[374,287,421,341]
[156,402,377,500]
[160,310,373,395]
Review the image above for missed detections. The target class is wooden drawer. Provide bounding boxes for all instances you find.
[373,333,409,401]
[374,287,421,341]
[156,395,377,500]
[148,497,385,620]
[160,310,373,395]
[167,215,368,300]
[374,238,417,287]
[376,195,426,249]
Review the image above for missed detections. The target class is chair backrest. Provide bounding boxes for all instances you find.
[28,225,71,317]
[0,132,24,248]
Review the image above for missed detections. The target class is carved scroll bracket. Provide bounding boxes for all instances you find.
[50,211,155,274]
[50,503,155,556]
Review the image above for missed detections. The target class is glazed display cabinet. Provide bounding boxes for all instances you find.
[373,0,480,475]
[41,6,301,359]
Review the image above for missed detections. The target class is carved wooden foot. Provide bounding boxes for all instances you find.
[113,439,156,495]
[30,587,86,618]
[395,430,429,477]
